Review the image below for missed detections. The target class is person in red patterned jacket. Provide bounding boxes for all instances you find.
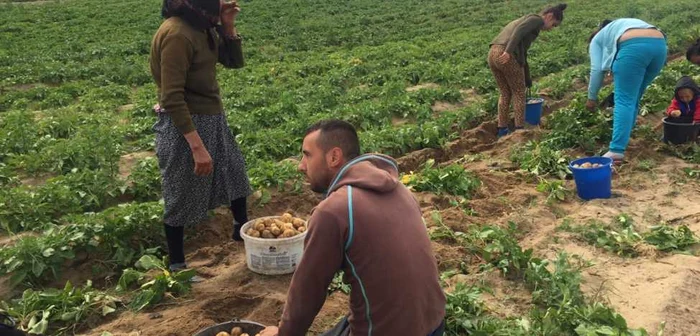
[666,76,700,124]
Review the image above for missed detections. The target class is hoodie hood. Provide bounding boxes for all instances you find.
[675,76,700,100]
[326,154,399,197]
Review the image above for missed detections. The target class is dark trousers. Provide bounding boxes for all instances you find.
[320,316,445,336]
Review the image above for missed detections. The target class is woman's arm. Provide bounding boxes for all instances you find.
[587,33,606,101]
[218,2,244,68]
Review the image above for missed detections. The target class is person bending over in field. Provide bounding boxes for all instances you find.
[687,39,700,66]
[665,76,700,125]
[488,3,567,137]
[585,18,668,162]
[150,0,252,274]
[259,120,446,336]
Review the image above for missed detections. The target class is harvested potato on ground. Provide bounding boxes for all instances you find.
[216,332,230,336]
[297,226,307,233]
[292,218,305,228]
[262,230,275,239]
[230,327,242,336]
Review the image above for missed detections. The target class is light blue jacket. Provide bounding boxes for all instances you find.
[588,18,661,100]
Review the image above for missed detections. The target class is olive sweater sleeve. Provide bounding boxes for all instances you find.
[505,16,543,55]
[159,33,196,135]
[218,34,244,69]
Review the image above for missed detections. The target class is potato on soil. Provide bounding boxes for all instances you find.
[230,327,242,336]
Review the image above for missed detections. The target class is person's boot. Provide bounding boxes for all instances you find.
[497,127,510,138]
[232,220,243,242]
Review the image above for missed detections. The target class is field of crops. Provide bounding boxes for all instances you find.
[1,0,700,335]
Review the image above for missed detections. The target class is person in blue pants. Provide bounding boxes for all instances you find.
[585,19,668,162]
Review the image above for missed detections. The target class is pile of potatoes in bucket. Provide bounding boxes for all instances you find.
[216,327,257,336]
[245,212,307,239]
[572,162,603,169]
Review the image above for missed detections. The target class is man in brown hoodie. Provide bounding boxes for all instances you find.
[260,120,446,336]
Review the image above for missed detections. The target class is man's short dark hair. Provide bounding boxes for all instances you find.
[305,119,361,160]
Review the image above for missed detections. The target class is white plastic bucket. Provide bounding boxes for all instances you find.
[240,216,307,275]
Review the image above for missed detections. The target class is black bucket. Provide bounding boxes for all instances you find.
[193,319,266,336]
[662,117,700,145]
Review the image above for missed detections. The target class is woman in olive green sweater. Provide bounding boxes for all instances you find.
[150,0,251,273]
[488,3,567,137]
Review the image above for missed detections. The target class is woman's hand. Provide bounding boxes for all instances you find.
[259,326,279,336]
[184,131,213,176]
[497,52,512,64]
[192,146,213,176]
[585,99,598,112]
[220,1,241,27]
[670,110,682,117]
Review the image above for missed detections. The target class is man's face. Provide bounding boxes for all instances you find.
[678,88,695,104]
[690,55,700,67]
[299,131,334,193]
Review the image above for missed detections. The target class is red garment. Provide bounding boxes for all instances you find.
[666,97,700,123]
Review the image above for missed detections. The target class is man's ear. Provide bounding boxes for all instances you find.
[328,147,344,168]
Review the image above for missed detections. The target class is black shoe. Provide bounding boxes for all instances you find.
[232,222,243,242]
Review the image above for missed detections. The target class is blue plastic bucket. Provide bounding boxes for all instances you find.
[525,98,544,125]
[569,157,613,200]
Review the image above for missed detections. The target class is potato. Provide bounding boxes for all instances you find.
[216,332,230,336]
[297,225,307,233]
[262,230,275,239]
[581,162,593,168]
[281,213,294,223]
[592,163,601,168]
[283,222,295,231]
[231,327,243,336]
[240,334,250,336]
[249,229,261,238]
[271,226,281,237]
[292,218,305,228]
[254,222,266,232]
[572,164,580,168]
[281,229,297,238]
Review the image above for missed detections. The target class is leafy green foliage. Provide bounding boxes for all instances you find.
[0,169,124,233]
[116,255,195,312]
[536,178,571,204]
[0,202,164,286]
[644,225,698,253]
[542,101,612,152]
[510,141,571,179]
[327,271,350,295]
[126,157,162,202]
[402,159,481,199]
[0,281,119,335]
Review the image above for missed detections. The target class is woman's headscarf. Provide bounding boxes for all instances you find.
[162,0,221,49]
